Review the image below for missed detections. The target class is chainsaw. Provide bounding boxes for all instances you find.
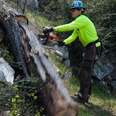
[38,30,61,45]
[38,31,69,59]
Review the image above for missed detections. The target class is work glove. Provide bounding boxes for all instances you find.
[43,27,54,34]
[57,41,65,46]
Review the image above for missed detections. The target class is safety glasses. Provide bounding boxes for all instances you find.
[70,8,82,12]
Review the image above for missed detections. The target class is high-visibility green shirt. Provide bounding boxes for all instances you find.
[54,15,99,47]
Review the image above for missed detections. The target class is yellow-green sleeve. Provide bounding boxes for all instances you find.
[64,29,79,45]
[54,20,76,32]
[53,16,85,32]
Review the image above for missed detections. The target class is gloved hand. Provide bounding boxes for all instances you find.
[57,41,65,46]
[43,27,54,34]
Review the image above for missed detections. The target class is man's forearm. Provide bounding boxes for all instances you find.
[64,29,79,45]
[54,21,76,32]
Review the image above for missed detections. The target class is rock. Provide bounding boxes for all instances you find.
[0,71,6,82]
[93,60,113,80]
[0,58,14,84]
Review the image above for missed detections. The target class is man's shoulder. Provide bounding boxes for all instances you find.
[80,15,89,19]
[75,15,89,21]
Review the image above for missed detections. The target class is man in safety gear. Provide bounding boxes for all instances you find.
[43,0,101,104]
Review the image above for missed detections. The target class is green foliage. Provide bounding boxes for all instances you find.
[86,0,116,55]
[38,0,66,21]
[26,11,63,33]
[0,81,14,111]
[0,79,44,116]
[11,79,44,116]
[0,43,14,63]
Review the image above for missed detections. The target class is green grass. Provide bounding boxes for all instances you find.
[65,77,116,116]
[26,12,116,116]
[25,11,64,31]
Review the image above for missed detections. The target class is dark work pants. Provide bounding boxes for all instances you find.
[68,40,83,77]
[78,44,96,101]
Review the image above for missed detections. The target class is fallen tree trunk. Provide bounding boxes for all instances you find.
[22,25,79,115]
[0,1,79,116]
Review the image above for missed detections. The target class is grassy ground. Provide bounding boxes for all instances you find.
[65,78,116,116]
[50,52,116,116]
[26,11,116,116]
